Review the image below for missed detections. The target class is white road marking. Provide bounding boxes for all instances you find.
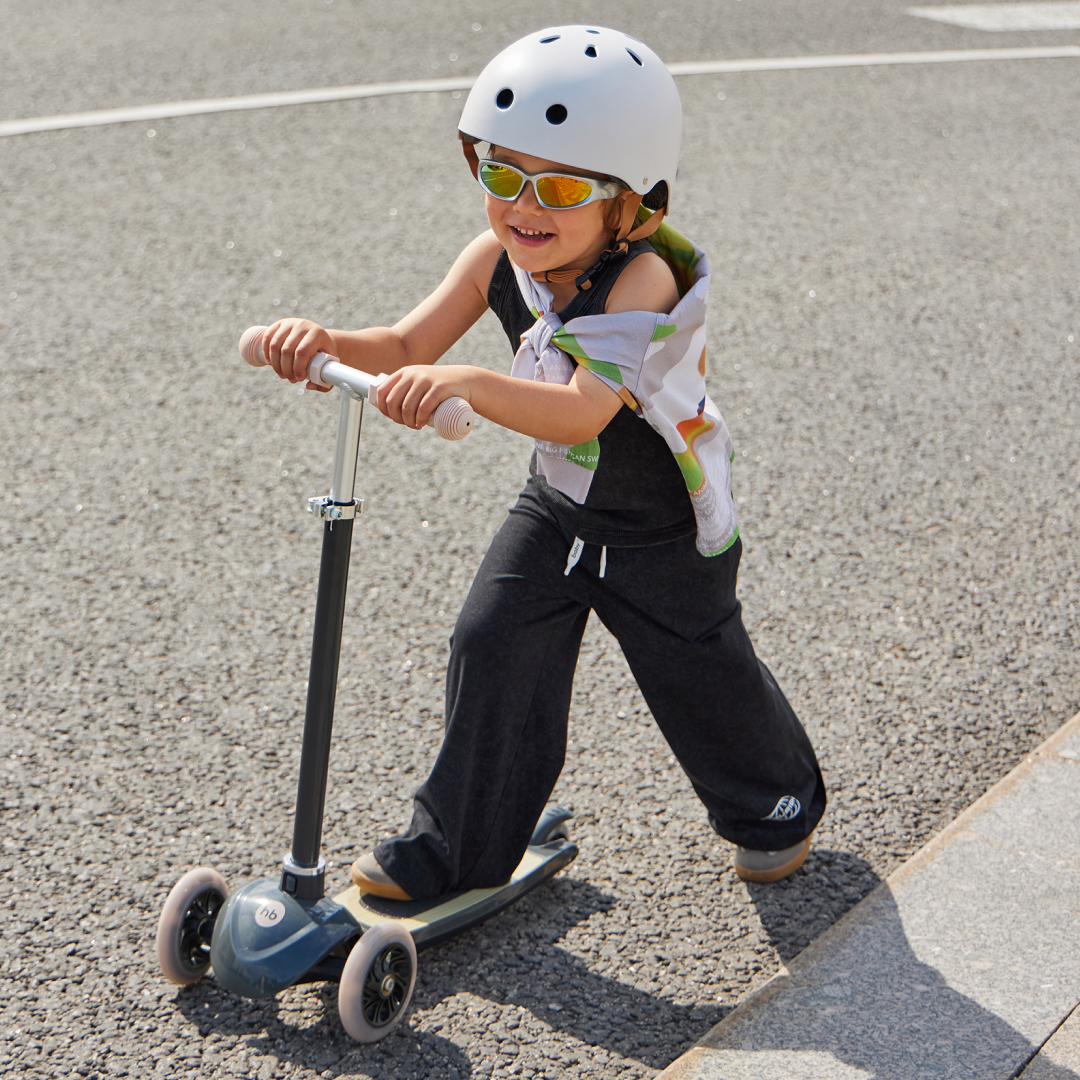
[909,2,1080,30]
[0,76,475,138]
[1,46,1079,139]
[666,44,1080,73]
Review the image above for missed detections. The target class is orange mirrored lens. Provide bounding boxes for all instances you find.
[534,175,594,207]
[479,163,524,199]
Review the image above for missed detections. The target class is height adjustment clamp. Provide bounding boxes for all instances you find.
[307,495,362,521]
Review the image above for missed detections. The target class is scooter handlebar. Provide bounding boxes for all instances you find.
[238,325,474,441]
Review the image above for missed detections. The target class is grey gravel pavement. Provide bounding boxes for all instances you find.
[2,3,1079,1079]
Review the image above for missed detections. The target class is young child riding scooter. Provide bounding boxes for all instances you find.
[258,25,826,902]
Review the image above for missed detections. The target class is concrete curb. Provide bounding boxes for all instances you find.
[659,710,1080,1079]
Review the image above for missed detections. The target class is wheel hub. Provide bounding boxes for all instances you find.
[361,944,412,1027]
[179,889,225,973]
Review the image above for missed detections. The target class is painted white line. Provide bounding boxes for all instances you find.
[909,2,1080,31]
[2,46,1079,139]
[668,44,1080,73]
[0,77,476,138]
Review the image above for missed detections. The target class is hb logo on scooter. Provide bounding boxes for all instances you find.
[255,900,286,928]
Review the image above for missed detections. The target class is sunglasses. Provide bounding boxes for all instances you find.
[477,159,622,209]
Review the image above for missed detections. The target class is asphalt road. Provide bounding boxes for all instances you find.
[2,2,1078,1079]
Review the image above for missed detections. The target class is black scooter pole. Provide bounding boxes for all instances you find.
[235,328,470,903]
[280,390,365,902]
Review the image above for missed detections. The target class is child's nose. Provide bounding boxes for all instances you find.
[515,182,543,212]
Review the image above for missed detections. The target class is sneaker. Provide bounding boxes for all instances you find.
[734,835,812,883]
[350,852,413,901]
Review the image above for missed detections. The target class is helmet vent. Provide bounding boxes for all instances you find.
[496,88,514,109]
[626,49,643,66]
[545,104,568,125]
[586,28,600,33]
[585,45,597,57]
[539,35,560,43]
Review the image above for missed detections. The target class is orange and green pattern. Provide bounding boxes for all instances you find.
[673,410,716,496]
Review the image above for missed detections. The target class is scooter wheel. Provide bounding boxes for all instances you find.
[531,804,573,845]
[156,867,228,986]
[338,923,417,1042]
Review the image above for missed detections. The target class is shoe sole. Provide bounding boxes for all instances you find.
[734,836,811,883]
[350,861,413,902]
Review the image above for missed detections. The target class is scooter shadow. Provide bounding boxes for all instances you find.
[173,874,724,1077]
[173,959,473,1078]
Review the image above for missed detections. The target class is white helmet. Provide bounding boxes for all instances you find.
[458,25,681,214]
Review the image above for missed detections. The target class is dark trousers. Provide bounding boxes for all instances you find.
[375,491,826,900]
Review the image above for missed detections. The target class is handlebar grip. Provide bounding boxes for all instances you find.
[238,325,474,440]
[238,324,268,367]
[429,397,473,441]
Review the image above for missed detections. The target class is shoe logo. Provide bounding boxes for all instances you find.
[763,796,801,821]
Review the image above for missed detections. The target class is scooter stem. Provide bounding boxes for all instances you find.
[329,389,363,505]
[282,390,364,901]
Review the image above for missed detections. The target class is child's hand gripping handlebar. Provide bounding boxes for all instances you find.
[238,325,474,441]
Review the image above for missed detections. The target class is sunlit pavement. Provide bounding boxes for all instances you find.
[1,4,1078,1079]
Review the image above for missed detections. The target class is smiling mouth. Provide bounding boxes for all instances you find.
[511,226,554,241]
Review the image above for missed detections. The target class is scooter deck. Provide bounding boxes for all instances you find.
[334,839,578,951]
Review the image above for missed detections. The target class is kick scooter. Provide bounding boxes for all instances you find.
[154,327,578,1041]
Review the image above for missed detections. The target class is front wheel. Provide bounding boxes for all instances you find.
[338,923,417,1042]
[156,867,228,985]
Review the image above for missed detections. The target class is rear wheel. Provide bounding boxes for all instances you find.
[338,923,417,1042]
[531,804,574,845]
[156,867,228,985]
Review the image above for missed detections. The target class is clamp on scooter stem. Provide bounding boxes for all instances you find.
[238,325,474,441]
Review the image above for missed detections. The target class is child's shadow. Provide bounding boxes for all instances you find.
[736,849,1080,1080]
[415,875,727,1071]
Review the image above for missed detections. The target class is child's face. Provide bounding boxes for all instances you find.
[483,148,618,277]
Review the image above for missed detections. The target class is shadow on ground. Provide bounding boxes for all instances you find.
[713,850,1080,1080]
[174,875,725,1078]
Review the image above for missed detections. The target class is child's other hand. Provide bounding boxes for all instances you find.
[376,366,471,430]
[261,319,334,392]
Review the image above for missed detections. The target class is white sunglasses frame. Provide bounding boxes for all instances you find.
[477,158,623,209]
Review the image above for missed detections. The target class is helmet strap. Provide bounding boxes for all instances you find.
[532,199,667,292]
[623,201,667,244]
[460,135,481,180]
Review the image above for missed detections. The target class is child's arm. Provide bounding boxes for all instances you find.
[604,250,680,317]
[377,249,680,444]
[258,230,502,385]
[376,362,624,445]
[260,231,677,446]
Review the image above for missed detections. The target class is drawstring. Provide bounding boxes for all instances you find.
[564,537,585,576]
[564,538,609,579]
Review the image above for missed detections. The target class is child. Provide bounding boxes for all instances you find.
[259,25,826,901]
